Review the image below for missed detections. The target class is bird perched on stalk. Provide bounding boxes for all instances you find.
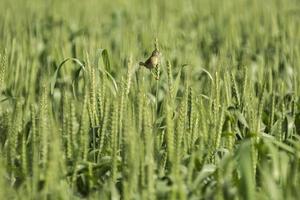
[139,49,161,80]
[139,49,160,69]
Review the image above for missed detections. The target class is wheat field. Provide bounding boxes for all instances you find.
[0,0,300,199]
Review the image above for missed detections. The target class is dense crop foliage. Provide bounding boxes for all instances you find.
[0,0,300,199]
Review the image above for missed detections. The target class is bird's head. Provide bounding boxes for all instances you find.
[151,50,160,57]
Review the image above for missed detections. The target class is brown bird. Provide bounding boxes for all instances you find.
[139,49,161,80]
[139,49,160,69]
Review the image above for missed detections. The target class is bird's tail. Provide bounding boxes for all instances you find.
[139,62,145,66]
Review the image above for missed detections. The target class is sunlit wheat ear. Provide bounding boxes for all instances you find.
[165,99,174,163]
[69,100,77,160]
[125,55,133,96]
[30,104,37,154]
[61,92,70,160]
[118,77,126,148]
[88,64,99,127]
[98,64,107,119]
[269,92,275,133]
[142,104,155,198]
[79,90,89,161]
[182,83,189,154]
[98,96,110,159]
[242,66,249,110]
[230,72,241,107]
[111,99,119,185]
[21,123,28,176]
[153,63,160,80]
[166,61,173,98]
[39,85,49,169]
[188,87,196,150]
[0,51,7,92]
[215,107,225,153]
[175,101,185,163]
[171,96,186,200]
